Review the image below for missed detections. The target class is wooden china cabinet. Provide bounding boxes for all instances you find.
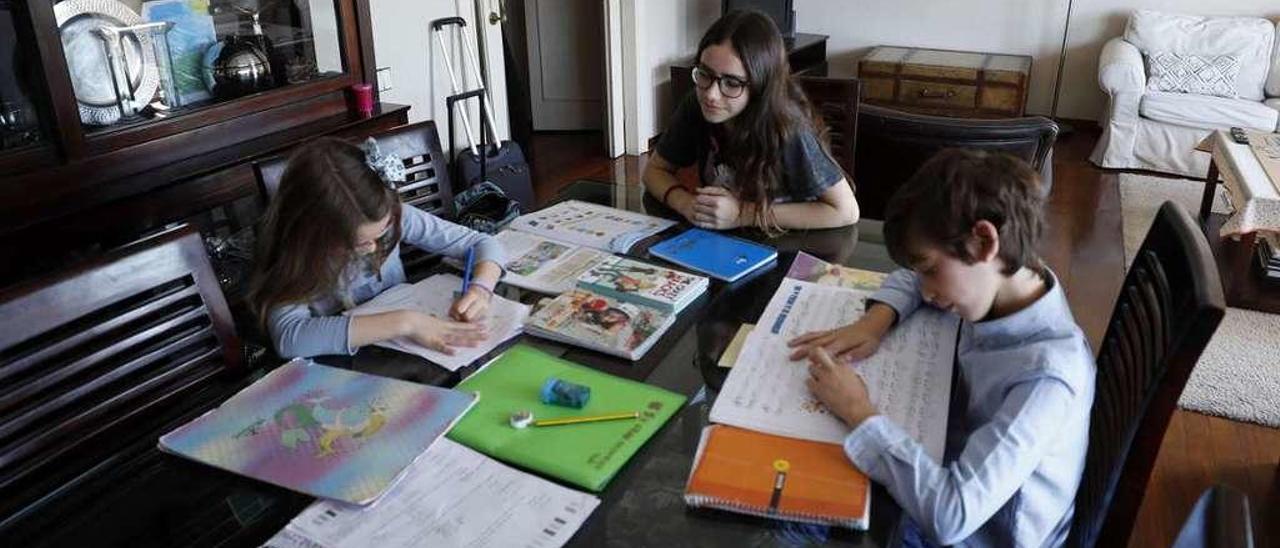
[0,0,406,286]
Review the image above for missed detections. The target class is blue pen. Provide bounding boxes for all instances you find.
[461,246,475,295]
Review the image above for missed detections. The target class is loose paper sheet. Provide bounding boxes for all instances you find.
[710,279,957,461]
[263,438,599,548]
[347,274,530,371]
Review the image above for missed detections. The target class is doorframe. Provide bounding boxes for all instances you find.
[604,0,644,157]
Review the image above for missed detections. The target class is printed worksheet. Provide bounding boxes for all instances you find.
[347,274,530,371]
[508,200,677,253]
[710,279,957,462]
[264,438,599,548]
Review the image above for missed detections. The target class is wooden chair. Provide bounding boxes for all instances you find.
[1068,202,1226,547]
[853,104,1058,220]
[0,225,242,526]
[252,120,454,280]
[797,76,860,181]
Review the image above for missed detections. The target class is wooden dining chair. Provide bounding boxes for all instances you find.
[797,76,860,181]
[853,104,1058,220]
[1067,202,1226,548]
[0,225,242,526]
[252,121,455,280]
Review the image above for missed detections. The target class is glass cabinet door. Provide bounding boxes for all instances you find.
[50,0,347,134]
[1,3,48,153]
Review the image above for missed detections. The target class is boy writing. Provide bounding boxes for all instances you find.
[788,149,1096,547]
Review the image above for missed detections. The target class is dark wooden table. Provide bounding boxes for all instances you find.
[4,179,911,548]
[1197,151,1280,315]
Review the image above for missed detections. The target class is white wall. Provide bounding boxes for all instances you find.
[369,0,506,156]
[627,0,719,153]
[795,0,1067,117]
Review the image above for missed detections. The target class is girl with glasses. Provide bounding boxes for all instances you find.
[249,137,505,359]
[643,10,859,232]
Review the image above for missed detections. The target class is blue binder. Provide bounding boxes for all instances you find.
[648,228,777,282]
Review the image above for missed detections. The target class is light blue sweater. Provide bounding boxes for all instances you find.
[266,204,504,358]
[845,268,1095,547]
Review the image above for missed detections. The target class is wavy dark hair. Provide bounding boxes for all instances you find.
[249,137,402,331]
[698,9,836,232]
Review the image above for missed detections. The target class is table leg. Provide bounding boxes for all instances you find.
[1199,160,1219,225]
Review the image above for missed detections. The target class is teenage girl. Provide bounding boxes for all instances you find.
[643,9,859,232]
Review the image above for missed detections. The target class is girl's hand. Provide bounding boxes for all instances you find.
[806,347,878,428]
[787,320,883,362]
[691,186,744,229]
[449,285,492,322]
[406,312,487,355]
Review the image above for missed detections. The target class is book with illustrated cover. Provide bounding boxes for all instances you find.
[786,251,888,291]
[159,360,476,505]
[494,230,611,294]
[649,228,777,282]
[685,425,870,530]
[525,289,675,360]
[576,255,708,313]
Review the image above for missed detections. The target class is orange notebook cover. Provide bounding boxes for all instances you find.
[684,425,870,529]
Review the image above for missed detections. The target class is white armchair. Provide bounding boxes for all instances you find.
[1092,10,1279,178]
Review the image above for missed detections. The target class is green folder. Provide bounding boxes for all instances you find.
[446,344,686,491]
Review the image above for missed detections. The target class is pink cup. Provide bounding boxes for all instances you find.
[350,83,374,118]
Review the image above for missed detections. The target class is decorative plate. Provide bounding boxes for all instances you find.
[54,0,160,126]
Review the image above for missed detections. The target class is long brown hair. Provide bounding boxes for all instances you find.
[249,137,402,330]
[698,9,835,232]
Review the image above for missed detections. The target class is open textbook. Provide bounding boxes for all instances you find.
[709,278,958,462]
[263,438,599,548]
[493,230,610,294]
[346,274,530,371]
[508,199,677,254]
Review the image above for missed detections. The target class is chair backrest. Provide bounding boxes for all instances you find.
[852,104,1058,220]
[253,120,456,218]
[0,225,241,523]
[1068,202,1226,548]
[796,76,860,180]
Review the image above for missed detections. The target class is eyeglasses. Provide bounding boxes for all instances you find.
[691,65,749,99]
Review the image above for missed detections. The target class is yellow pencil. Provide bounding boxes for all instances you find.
[533,412,639,427]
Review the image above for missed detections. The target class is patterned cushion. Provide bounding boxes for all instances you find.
[1145,51,1241,98]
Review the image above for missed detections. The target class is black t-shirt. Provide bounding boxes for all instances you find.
[655,92,844,203]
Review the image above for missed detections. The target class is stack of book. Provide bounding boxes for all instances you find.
[1257,235,1280,282]
[525,256,707,360]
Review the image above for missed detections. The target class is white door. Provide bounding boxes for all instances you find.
[524,0,604,131]
[473,0,511,142]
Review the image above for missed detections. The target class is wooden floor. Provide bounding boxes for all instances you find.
[526,128,1280,547]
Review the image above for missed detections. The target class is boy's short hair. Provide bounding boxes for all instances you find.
[883,148,1045,275]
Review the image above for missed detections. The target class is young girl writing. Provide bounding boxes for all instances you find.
[249,137,505,359]
[643,9,859,232]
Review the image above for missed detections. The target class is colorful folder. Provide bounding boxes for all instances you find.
[649,228,777,282]
[446,344,686,491]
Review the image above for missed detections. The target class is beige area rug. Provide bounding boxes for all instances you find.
[1119,173,1280,427]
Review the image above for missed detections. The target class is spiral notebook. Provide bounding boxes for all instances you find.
[684,425,870,529]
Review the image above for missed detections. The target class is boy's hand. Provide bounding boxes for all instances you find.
[691,186,744,229]
[806,348,878,428]
[787,321,883,362]
[449,285,492,322]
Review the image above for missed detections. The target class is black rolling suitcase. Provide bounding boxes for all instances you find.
[430,17,535,212]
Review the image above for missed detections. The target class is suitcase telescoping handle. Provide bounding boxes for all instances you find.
[430,16,501,157]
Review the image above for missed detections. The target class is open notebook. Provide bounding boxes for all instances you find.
[685,425,870,529]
